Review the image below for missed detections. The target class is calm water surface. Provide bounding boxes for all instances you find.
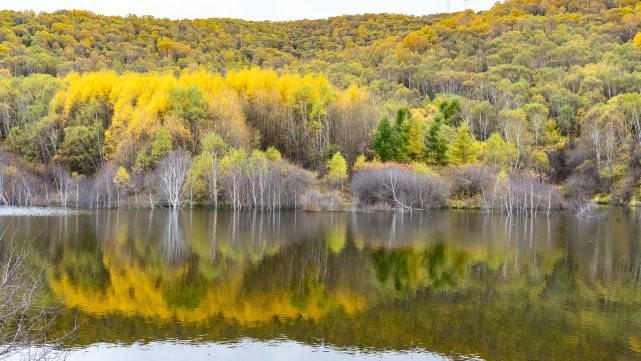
[1,208,641,360]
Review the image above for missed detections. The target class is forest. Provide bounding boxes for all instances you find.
[2,0,641,210]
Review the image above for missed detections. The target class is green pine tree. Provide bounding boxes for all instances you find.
[425,120,449,165]
[373,117,397,162]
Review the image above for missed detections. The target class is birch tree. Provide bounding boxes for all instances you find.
[51,164,71,207]
[157,150,191,209]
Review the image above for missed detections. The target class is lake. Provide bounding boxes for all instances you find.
[1,208,641,360]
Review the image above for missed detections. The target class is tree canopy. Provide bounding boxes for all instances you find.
[4,0,641,205]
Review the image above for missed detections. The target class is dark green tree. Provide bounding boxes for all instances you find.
[373,117,397,162]
[425,120,448,165]
[54,122,103,174]
[557,105,575,138]
[438,99,462,126]
[393,108,412,162]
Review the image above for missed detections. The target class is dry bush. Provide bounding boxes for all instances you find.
[301,189,343,211]
[449,164,496,198]
[351,165,448,210]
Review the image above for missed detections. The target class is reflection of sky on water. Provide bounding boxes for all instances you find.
[0,206,79,216]
[64,340,455,361]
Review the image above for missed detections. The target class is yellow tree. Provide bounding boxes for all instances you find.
[402,116,426,162]
[113,166,130,207]
[265,146,281,161]
[527,149,551,180]
[402,33,429,52]
[447,125,480,166]
[481,132,515,170]
[326,151,347,190]
[634,32,641,49]
[352,154,367,172]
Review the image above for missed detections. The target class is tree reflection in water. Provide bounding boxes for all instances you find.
[2,209,641,360]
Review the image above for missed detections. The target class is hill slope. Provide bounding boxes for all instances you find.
[2,0,641,207]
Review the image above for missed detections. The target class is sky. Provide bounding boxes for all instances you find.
[4,0,500,21]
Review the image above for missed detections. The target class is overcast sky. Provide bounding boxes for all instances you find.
[4,0,500,21]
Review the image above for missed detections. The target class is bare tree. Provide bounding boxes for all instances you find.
[0,162,40,207]
[143,172,157,208]
[0,166,9,206]
[492,173,563,213]
[51,164,71,208]
[94,166,117,208]
[157,150,191,209]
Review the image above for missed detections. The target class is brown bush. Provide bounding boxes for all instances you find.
[351,165,448,210]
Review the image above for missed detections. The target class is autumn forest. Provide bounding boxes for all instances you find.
[2,0,641,210]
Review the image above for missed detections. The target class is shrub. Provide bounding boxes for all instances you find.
[449,164,495,198]
[351,164,448,210]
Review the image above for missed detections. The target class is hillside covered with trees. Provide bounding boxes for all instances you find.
[2,0,641,210]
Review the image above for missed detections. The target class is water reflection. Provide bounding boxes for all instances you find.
[1,209,641,360]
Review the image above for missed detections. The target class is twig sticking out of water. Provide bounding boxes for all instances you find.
[572,197,598,219]
[0,230,77,361]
